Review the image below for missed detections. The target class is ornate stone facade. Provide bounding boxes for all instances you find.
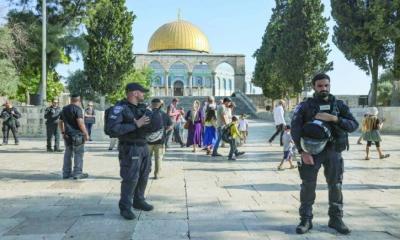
[134,52,245,97]
[134,19,246,97]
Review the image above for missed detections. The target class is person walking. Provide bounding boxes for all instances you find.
[268,99,286,146]
[185,100,204,152]
[44,99,62,152]
[291,73,358,235]
[356,111,369,145]
[147,98,173,179]
[84,101,96,141]
[166,98,185,148]
[1,100,21,145]
[106,83,154,220]
[238,114,249,145]
[203,109,217,155]
[59,95,90,180]
[363,107,390,160]
[212,97,232,157]
[226,116,245,160]
[277,125,296,170]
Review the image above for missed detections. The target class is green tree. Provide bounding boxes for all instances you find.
[67,69,96,101]
[0,26,19,97]
[331,0,392,106]
[277,0,332,93]
[85,0,135,97]
[386,0,400,106]
[253,0,331,99]
[107,67,152,103]
[253,0,289,100]
[7,0,90,103]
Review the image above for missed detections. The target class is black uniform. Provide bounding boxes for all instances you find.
[44,105,62,151]
[1,107,21,144]
[106,100,153,211]
[291,94,358,221]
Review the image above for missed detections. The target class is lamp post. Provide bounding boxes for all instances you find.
[40,0,47,105]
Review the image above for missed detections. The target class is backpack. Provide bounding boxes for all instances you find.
[145,109,164,143]
[104,104,125,138]
[221,123,233,142]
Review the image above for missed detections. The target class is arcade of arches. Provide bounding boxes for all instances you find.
[134,19,246,97]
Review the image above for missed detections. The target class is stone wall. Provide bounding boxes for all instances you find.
[1,106,108,140]
[257,107,400,133]
[7,105,400,138]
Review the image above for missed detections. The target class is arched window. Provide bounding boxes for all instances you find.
[152,76,162,86]
[195,76,202,86]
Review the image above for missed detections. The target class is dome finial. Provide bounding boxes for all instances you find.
[177,8,181,21]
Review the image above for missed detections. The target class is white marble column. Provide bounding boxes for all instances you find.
[188,72,193,96]
[164,71,169,96]
[211,71,216,96]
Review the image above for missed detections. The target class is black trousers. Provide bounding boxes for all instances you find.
[46,123,60,150]
[298,146,344,220]
[119,143,151,211]
[2,124,18,144]
[268,123,284,145]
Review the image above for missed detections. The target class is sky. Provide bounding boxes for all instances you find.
[2,0,372,95]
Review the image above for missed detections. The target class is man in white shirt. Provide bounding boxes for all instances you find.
[268,99,286,146]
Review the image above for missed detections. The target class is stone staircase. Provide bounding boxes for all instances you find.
[159,93,258,118]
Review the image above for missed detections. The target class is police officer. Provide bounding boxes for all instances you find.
[291,73,358,235]
[1,100,21,145]
[106,83,154,220]
[59,95,90,180]
[44,99,62,152]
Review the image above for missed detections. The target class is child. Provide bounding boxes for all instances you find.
[357,112,370,145]
[227,116,245,160]
[203,109,217,155]
[363,107,390,160]
[238,114,249,145]
[277,125,296,170]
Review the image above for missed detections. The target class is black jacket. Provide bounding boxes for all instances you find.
[291,94,359,153]
[1,107,21,127]
[106,100,152,144]
[44,106,62,124]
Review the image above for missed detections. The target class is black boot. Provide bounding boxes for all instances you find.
[296,219,313,234]
[328,217,351,234]
[133,200,154,211]
[120,209,136,220]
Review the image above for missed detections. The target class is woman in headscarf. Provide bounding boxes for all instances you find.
[185,100,204,152]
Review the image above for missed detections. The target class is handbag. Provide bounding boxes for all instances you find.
[183,121,189,129]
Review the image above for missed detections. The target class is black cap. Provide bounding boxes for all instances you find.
[151,98,161,103]
[125,82,149,93]
[223,97,232,103]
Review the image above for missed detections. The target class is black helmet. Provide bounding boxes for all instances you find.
[300,120,332,155]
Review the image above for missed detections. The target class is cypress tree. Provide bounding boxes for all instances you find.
[85,0,135,96]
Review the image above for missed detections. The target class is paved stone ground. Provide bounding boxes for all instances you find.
[0,120,399,240]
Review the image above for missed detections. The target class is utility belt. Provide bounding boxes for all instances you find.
[119,140,147,146]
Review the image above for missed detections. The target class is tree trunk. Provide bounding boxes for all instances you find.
[25,90,30,105]
[392,39,400,106]
[369,60,379,106]
[391,81,400,106]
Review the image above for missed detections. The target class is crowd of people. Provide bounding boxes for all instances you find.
[0,73,393,235]
[161,96,248,160]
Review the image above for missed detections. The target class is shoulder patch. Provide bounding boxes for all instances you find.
[113,106,123,114]
[293,103,304,114]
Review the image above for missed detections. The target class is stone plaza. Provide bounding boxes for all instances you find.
[0,119,399,240]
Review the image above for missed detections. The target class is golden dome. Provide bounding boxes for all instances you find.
[148,20,210,53]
